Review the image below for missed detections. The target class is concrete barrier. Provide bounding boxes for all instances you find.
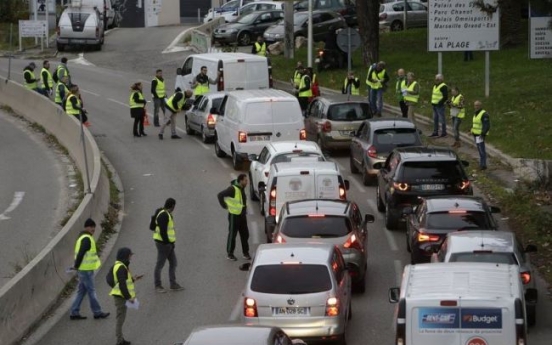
[0,78,110,345]
[184,17,225,53]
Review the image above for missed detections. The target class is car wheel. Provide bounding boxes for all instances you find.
[362,163,372,186]
[238,31,251,46]
[249,174,259,201]
[215,140,226,158]
[232,150,242,170]
[527,304,536,327]
[350,155,359,174]
[385,206,398,230]
[201,127,210,143]
[376,187,385,212]
[185,117,194,135]
[260,193,266,216]
[391,20,403,31]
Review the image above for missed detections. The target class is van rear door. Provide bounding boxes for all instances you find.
[409,302,461,345]
[315,172,340,199]
[270,100,304,143]
[275,173,315,223]
[222,59,269,91]
[458,299,513,345]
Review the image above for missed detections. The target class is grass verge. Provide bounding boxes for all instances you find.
[269,21,552,159]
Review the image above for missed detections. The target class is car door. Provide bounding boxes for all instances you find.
[310,13,326,41]
[350,122,367,168]
[251,146,271,194]
[190,96,207,131]
[332,248,350,322]
[408,2,427,28]
[351,202,366,248]
[216,95,230,152]
[407,201,425,246]
[181,57,194,90]
[252,12,276,37]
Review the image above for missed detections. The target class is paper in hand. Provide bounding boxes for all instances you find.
[126,298,140,310]
[475,136,483,144]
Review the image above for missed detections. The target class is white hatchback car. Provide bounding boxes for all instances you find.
[240,243,352,344]
[248,141,325,203]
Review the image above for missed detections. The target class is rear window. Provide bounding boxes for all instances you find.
[400,161,464,182]
[212,97,223,110]
[449,252,517,265]
[281,216,352,238]
[374,128,420,152]
[327,103,370,121]
[245,102,272,124]
[272,101,302,124]
[426,211,492,230]
[272,152,325,164]
[69,13,91,23]
[251,264,332,294]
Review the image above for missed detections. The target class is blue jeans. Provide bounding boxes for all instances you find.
[70,270,103,316]
[452,116,462,141]
[432,104,446,135]
[476,139,487,168]
[369,88,384,115]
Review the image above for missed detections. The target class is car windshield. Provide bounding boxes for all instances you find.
[449,252,517,265]
[327,103,370,121]
[251,264,332,294]
[272,152,325,164]
[281,216,351,238]
[426,211,491,230]
[374,128,420,152]
[400,161,464,182]
[222,0,239,9]
[237,12,257,24]
[294,13,309,25]
[211,97,223,110]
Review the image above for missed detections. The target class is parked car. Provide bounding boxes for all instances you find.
[184,92,225,143]
[294,0,357,27]
[305,95,372,151]
[214,10,284,46]
[403,195,501,264]
[226,1,285,23]
[57,5,105,51]
[239,243,352,343]
[203,0,255,23]
[374,147,473,230]
[379,1,428,31]
[174,325,301,345]
[431,231,538,326]
[263,10,346,44]
[272,199,375,292]
[350,118,422,185]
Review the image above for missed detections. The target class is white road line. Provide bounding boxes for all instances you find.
[107,98,128,108]
[250,220,259,244]
[394,259,403,285]
[213,154,230,169]
[193,137,210,150]
[366,199,383,220]
[229,295,243,321]
[347,175,366,193]
[384,227,399,252]
[0,191,25,221]
[81,89,100,97]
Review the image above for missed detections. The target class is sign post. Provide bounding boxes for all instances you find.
[19,20,48,51]
[337,28,361,100]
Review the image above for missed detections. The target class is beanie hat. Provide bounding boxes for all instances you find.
[84,218,96,228]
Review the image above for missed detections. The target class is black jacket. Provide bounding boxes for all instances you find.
[217,180,247,216]
[107,248,133,300]
[23,66,38,84]
[151,77,165,98]
[155,209,173,243]
[74,231,91,269]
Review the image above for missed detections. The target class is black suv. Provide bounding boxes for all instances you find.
[374,147,472,230]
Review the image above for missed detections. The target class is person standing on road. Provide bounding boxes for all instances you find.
[56,57,71,87]
[158,89,193,140]
[292,61,303,88]
[151,69,166,127]
[65,85,90,126]
[470,100,490,171]
[54,76,70,108]
[429,74,448,137]
[395,68,407,118]
[342,71,360,96]
[152,198,184,292]
[191,66,220,102]
[448,86,465,147]
[129,82,147,137]
[41,60,54,97]
[365,61,389,117]
[252,35,267,56]
[296,67,312,115]
[107,247,142,345]
[69,218,110,321]
[404,72,420,128]
[217,174,251,262]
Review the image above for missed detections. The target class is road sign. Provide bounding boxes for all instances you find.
[19,20,47,38]
[337,28,361,53]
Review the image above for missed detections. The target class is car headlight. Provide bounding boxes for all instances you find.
[274,33,282,38]
[264,33,273,38]
[226,28,238,33]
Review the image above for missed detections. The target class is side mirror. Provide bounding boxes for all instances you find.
[373,162,384,170]
[210,107,219,115]
[239,262,251,271]
[388,287,400,303]
[258,182,266,192]
[364,214,375,223]
[248,154,258,161]
[525,244,538,253]
[461,160,469,167]
[402,206,414,216]
[489,206,501,213]
[344,180,350,190]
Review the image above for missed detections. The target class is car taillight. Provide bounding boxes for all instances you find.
[322,121,332,133]
[244,297,258,317]
[458,180,470,190]
[275,234,286,243]
[207,114,216,127]
[521,272,531,285]
[339,185,346,200]
[417,233,440,242]
[379,13,387,20]
[367,145,377,159]
[269,187,277,216]
[299,129,307,140]
[344,234,362,250]
[325,297,339,316]
[393,182,410,191]
[238,131,247,143]
[218,70,224,91]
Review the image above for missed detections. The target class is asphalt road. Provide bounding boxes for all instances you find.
[0,109,69,288]
[1,26,551,345]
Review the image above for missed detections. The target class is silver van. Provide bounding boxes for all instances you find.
[57,5,105,51]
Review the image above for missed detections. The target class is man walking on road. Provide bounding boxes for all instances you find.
[470,100,491,170]
[151,69,166,127]
[217,174,251,261]
[365,61,389,117]
[429,74,448,137]
[158,89,193,140]
[69,218,110,320]
[152,198,184,292]
[395,68,407,118]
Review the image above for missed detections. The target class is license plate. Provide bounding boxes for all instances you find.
[273,307,308,315]
[339,131,354,137]
[249,135,270,141]
[315,58,320,63]
[72,39,85,44]
[421,184,445,191]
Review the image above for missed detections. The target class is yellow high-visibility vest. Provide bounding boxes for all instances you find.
[451,94,465,119]
[255,42,267,56]
[471,109,489,136]
[129,91,145,108]
[404,81,419,104]
[109,261,136,299]
[431,82,447,105]
[153,77,166,98]
[225,185,244,215]
[152,209,176,243]
[24,70,37,90]
[55,82,69,104]
[298,75,313,97]
[165,92,186,113]
[343,77,359,95]
[41,68,53,88]
[293,70,302,87]
[74,233,101,271]
[366,67,386,89]
[65,94,81,115]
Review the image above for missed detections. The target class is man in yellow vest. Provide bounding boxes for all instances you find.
[449,86,465,147]
[366,61,389,117]
[56,57,72,87]
[395,68,407,118]
[429,74,449,137]
[69,218,110,320]
[23,62,48,96]
[470,100,491,170]
[404,72,420,128]
[65,85,90,126]
[296,67,312,115]
[292,61,303,88]
[252,35,267,56]
[191,66,220,102]
[158,89,193,140]
[152,198,184,292]
[40,60,54,97]
[54,76,70,108]
[342,71,360,96]
[217,174,250,261]
[151,69,166,127]
[107,247,142,345]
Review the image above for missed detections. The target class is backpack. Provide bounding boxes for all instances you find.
[52,66,59,83]
[106,265,115,288]
[149,207,163,231]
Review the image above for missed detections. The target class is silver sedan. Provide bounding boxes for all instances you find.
[379,1,428,31]
[184,92,225,143]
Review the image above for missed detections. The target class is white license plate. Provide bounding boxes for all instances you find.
[72,39,86,44]
[421,184,445,191]
[315,58,320,63]
[249,135,270,141]
[274,307,308,315]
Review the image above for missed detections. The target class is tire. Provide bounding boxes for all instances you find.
[237,31,251,46]
[362,163,372,186]
[385,206,398,230]
[249,174,259,201]
[527,304,536,327]
[215,140,226,158]
[391,20,403,31]
[232,150,242,170]
[185,117,194,135]
[350,155,359,174]
[201,127,211,143]
[376,187,386,212]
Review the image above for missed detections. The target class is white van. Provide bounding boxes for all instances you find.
[388,262,527,345]
[260,160,350,241]
[81,0,116,29]
[181,53,272,94]
[213,89,306,170]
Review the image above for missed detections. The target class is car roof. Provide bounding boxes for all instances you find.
[284,199,350,216]
[446,231,516,253]
[249,9,283,15]
[228,89,296,102]
[312,95,370,105]
[366,118,416,130]
[64,6,99,14]
[192,52,267,63]
[267,141,322,153]
[185,325,280,345]
[272,161,339,173]
[423,196,487,213]
[394,146,459,161]
[254,243,334,265]
[203,92,226,99]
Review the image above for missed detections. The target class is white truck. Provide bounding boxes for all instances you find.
[388,262,527,345]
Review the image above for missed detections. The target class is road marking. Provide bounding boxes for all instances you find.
[0,191,25,220]
[193,137,210,150]
[70,53,95,66]
[384,227,399,252]
[366,199,383,220]
[347,174,366,193]
[81,89,100,97]
[394,259,403,285]
[107,98,128,108]
[229,295,243,321]
[214,154,230,169]
[250,220,259,244]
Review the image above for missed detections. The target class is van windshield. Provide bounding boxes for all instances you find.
[251,264,332,294]
[280,216,351,238]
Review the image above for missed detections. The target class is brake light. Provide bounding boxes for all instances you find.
[238,131,247,143]
[440,300,458,306]
[344,234,362,250]
[339,186,346,200]
[275,234,286,243]
[322,121,332,133]
[393,182,409,191]
[244,297,258,317]
[325,297,339,316]
[367,145,377,159]
[417,233,440,242]
[269,187,277,216]
[218,70,224,91]
[521,272,531,285]
[448,210,467,214]
[299,129,307,140]
[207,114,216,127]
[379,13,387,20]
[458,180,470,190]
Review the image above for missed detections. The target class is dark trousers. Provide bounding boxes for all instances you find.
[153,98,165,126]
[399,100,408,118]
[154,241,177,287]
[73,112,88,123]
[113,296,127,344]
[227,214,249,256]
[131,108,145,136]
[298,97,309,113]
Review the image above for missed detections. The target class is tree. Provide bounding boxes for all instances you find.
[0,0,29,23]
[356,0,380,67]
